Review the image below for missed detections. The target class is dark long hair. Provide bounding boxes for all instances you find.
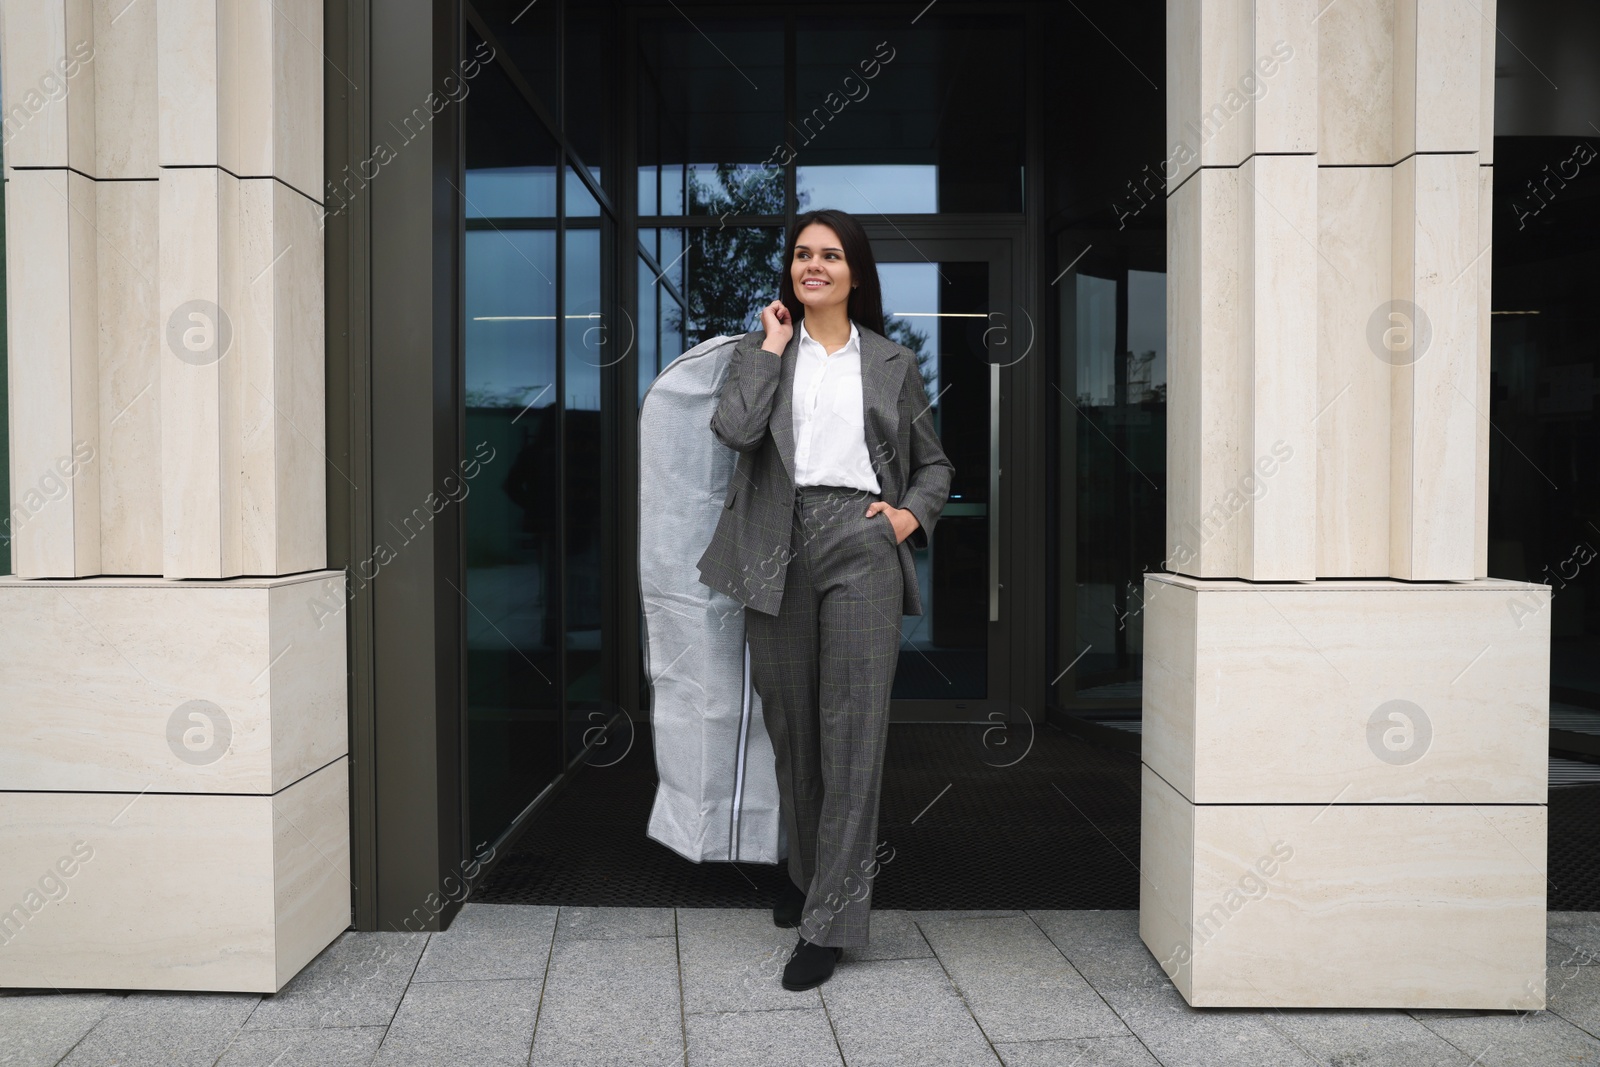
[777,209,886,338]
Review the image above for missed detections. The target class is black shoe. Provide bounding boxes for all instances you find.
[773,877,807,928]
[781,936,843,991]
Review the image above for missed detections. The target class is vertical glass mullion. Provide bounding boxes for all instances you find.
[1112,268,1130,667]
[783,11,796,228]
[555,136,567,765]
[554,0,565,143]
[600,208,618,718]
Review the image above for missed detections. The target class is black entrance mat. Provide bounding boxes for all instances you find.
[473,722,1600,911]
[1552,782,1600,910]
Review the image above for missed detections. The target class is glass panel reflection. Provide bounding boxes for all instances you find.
[465,165,556,220]
[638,225,782,352]
[636,17,785,216]
[879,260,987,699]
[636,244,686,405]
[565,167,601,218]
[565,0,615,189]
[797,165,938,215]
[1069,266,1167,690]
[682,225,785,341]
[638,166,658,216]
[564,214,607,762]
[795,16,1024,214]
[464,37,562,845]
[470,0,558,128]
[688,162,783,217]
[1488,135,1600,704]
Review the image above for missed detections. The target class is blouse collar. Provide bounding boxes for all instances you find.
[798,317,861,357]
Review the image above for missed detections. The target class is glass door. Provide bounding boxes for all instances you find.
[869,236,1021,724]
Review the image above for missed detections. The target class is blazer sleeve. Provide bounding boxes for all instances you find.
[896,360,954,553]
[708,331,782,453]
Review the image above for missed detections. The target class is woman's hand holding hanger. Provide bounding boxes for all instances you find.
[760,299,793,355]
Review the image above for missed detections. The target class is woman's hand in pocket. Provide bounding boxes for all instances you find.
[865,501,916,545]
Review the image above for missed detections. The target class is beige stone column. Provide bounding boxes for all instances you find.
[1144,0,1549,1008]
[0,0,348,992]
[156,0,327,578]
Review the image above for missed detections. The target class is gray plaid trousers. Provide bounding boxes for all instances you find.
[744,483,904,949]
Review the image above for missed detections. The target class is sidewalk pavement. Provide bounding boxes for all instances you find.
[2,908,1597,1066]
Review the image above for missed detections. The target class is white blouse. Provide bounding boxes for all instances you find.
[790,318,882,494]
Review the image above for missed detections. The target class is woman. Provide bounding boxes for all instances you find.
[695,208,954,991]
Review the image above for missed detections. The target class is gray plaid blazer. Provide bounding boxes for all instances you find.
[695,323,954,617]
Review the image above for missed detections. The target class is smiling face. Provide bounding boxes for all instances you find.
[789,222,854,316]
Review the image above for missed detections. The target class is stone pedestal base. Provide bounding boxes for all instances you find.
[1139,574,1549,1008]
[1140,766,1545,1008]
[0,572,349,992]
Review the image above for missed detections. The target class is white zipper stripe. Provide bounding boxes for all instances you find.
[728,635,755,860]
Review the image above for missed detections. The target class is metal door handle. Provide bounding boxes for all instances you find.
[989,362,999,623]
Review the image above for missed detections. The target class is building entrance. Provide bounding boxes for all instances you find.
[443,0,1143,913]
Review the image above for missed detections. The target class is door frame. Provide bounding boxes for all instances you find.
[863,224,1040,726]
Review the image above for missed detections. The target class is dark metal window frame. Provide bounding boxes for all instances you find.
[332,0,1049,930]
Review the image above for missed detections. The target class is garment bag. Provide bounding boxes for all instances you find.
[639,333,785,863]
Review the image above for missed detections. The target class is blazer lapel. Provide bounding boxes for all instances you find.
[858,327,902,490]
[770,332,800,485]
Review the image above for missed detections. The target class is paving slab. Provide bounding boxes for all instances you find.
[820,957,1001,1067]
[1105,984,1325,1067]
[412,930,554,983]
[1264,1009,1476,1066]
[244,931,429,1030]
[1028,910,1174,997]
[57,992,259,1067]
[438,903,560,940]
[685,1007,842,1067]
[916,915,1127,1043]
[1415,1008,1600,1066]
[676,908,821,1013]
[1548,912,1600,964]
[1551,931,1600,973]
[213,1025,386,1067]
[850,909,933,962]
[373,979,539,1067]
[7,907,1599,1067]
[1547,948,1600,1038]
[528,936,683,1067]
[556,906,676,942]
[993,1034,1162,1067]
[412,905,556,983]
[0,992,121,1067]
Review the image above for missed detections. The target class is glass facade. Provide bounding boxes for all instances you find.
[1058,252,1167,696]
[457,1,1051,848]
[1043,0,1168,720]
[1489,135,1600,706]
[635,18,784,219]
[443,0,1600,852]
[791,17,1024,215]
[461,11,623,844]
